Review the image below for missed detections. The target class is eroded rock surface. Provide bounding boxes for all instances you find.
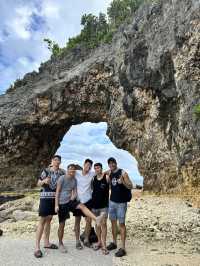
[0,0,199,192]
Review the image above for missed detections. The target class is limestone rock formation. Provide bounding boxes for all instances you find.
[0,0,199,192]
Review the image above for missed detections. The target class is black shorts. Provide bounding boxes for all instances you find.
[73,199,93,217]
[58,200,80,223]
[39,198,56,217]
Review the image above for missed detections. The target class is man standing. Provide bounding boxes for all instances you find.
[73,159,94,249]
[55,163,105,253]
[91,163,109,255]
[106,157,133,257]
[34,155,65,258]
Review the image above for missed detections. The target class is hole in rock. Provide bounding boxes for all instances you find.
[56,122,143,186]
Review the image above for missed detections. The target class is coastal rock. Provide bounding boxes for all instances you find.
[0,0,199,193]
[0,196,38,222]
[12,210,38,222]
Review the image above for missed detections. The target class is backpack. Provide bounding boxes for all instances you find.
[119,169,132,202]
[80,226,98,244]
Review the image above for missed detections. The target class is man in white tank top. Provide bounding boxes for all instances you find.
[73,158,95,249]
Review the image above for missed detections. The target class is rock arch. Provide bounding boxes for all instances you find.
[0,0,199,192]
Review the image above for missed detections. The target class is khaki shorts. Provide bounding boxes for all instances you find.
[92,207,108,218]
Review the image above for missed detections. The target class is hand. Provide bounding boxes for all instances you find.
[55,205,59,213]
[117,177,123,184]
[43,177,51,185]
[106,174,110,180]
[70,194,76,201]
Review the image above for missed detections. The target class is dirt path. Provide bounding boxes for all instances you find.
[0,236,200,266]
[0,237,112,266]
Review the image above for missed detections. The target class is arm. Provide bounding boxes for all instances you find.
[70,187,77,201]
[103,170,111,183]
[37,178,50,187]
[120,171,133,190]
[55,181,62,213]
[37,170,50,187]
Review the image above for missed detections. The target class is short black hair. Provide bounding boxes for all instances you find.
[107,157,117,164]
[67,164,76,169]
[84,158,93,166]
[94,162,103,169]
[52,155,61,161]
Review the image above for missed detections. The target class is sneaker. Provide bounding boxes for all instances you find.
[107,242,117,251]
[115,248,126,257]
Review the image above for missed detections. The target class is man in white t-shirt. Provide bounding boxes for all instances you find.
[73,158,95,249]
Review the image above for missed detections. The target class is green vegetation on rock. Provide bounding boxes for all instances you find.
[193,104,200,119]
[44,0,153,56]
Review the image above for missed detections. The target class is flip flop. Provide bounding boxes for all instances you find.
[76,241,83,250]
[34,250,43,258]
[44,243,58,249]
[92,243,101,251]
[59,245,68,253]
[102,248,109,255]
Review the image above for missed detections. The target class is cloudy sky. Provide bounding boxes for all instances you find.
[0,0,143,184]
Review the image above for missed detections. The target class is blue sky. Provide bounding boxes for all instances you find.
[57,122,143,184]
[0,0,143,185]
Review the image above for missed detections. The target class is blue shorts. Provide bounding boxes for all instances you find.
[108,200,127,224]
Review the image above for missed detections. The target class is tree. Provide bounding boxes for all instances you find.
[107,0,146,28]
[44,0,151,55]
[98,12,108,34]
[43,38,61,56]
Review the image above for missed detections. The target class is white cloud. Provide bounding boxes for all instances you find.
[0,0,113,93]
[7,6,32,40]
[41,1,60,19]
[57,122,143,184]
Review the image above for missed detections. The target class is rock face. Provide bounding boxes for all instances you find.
[0,0,199,192]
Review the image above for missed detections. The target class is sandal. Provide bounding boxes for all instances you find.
[93,243,101,251]
[34,250,43,258]
[102,248,109,255]
[44,243,58,249]
[76,241,83,250]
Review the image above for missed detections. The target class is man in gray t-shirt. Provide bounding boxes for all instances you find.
[58,175,77,205]
[55,164,105,253]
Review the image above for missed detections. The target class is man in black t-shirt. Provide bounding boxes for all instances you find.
[34,155,65,258]
[91,163,109,255]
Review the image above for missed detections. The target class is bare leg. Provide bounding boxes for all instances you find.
[111,219,117,245]
[119,223,126,250]
[78,204,96,221]
[101,218,107,249]
[95,224,101,247]
[35,217,46,251]
[43,215,53,247]
[58,222,65,246]
[84,217,91,243]
[74,216,81,242]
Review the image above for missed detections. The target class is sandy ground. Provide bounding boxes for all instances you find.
[0,191,200,265]
[0,237,200,266]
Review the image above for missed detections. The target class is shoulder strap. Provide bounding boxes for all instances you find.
[118,168,122,176]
